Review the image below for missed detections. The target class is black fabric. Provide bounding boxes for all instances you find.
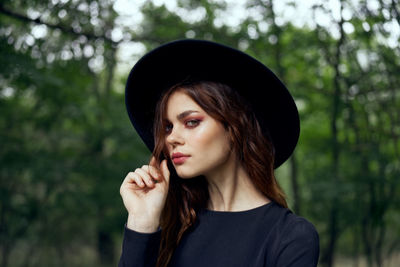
[118,202,319,267]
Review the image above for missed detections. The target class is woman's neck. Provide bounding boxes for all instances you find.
[204,152,270,212]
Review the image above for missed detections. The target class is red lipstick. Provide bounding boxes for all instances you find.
[172,152,190,164]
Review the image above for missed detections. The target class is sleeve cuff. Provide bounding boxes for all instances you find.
[119,224,162,267]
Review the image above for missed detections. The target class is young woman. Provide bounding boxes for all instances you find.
[119,40,319,267]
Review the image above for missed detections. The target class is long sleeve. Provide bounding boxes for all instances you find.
[118,225,162,267]
[272,218,320,267]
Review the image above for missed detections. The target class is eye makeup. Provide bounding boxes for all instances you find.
[164,116,204,134]
[185,118,201,127]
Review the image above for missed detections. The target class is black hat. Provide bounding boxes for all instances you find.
[125,39,299,169]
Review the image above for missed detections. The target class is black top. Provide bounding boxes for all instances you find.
[118,201,319,267]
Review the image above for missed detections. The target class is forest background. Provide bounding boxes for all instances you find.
[1,0,399,266]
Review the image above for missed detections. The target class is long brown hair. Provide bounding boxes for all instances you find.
[151,80,287,267]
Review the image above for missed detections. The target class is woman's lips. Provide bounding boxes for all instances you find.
[172,156,190,164]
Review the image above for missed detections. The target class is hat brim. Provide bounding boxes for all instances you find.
[125,39,299,169]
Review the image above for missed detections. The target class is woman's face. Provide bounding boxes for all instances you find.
[164,90,233,179]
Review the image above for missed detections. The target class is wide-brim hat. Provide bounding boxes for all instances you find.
[125,39,299,169]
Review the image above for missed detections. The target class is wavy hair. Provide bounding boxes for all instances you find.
[150,80,287,267]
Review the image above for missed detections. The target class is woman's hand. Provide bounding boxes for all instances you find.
[120,156,170,233]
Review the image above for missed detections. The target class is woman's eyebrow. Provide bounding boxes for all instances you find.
[177,110,199,120]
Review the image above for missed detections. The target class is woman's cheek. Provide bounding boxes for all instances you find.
[191,125,215,148]
[193,121,221,146]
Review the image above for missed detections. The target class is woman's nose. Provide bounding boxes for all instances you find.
[166,128,184,145]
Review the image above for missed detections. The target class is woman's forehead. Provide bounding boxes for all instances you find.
[165,91,204,119]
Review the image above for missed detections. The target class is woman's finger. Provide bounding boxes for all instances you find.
[143,165,161,181]
[125,172,145,188]
[149,156,157,167]
[135,168,155,187]
[160,159,170,183]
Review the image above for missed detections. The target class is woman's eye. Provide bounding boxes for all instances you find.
[186,119,200,127]
[165,120,199,133]
[165,124,172,133]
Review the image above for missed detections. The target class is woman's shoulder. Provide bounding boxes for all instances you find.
[263,202,320,266]
[265,202,319,240]
[279,212,319,248]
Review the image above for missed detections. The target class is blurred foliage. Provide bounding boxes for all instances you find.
[1,0,399,266]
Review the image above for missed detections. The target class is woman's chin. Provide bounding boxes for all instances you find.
[176,172,196,179]
[175,168,199,179]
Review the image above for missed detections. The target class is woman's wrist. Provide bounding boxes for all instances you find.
[126,213,160,233]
